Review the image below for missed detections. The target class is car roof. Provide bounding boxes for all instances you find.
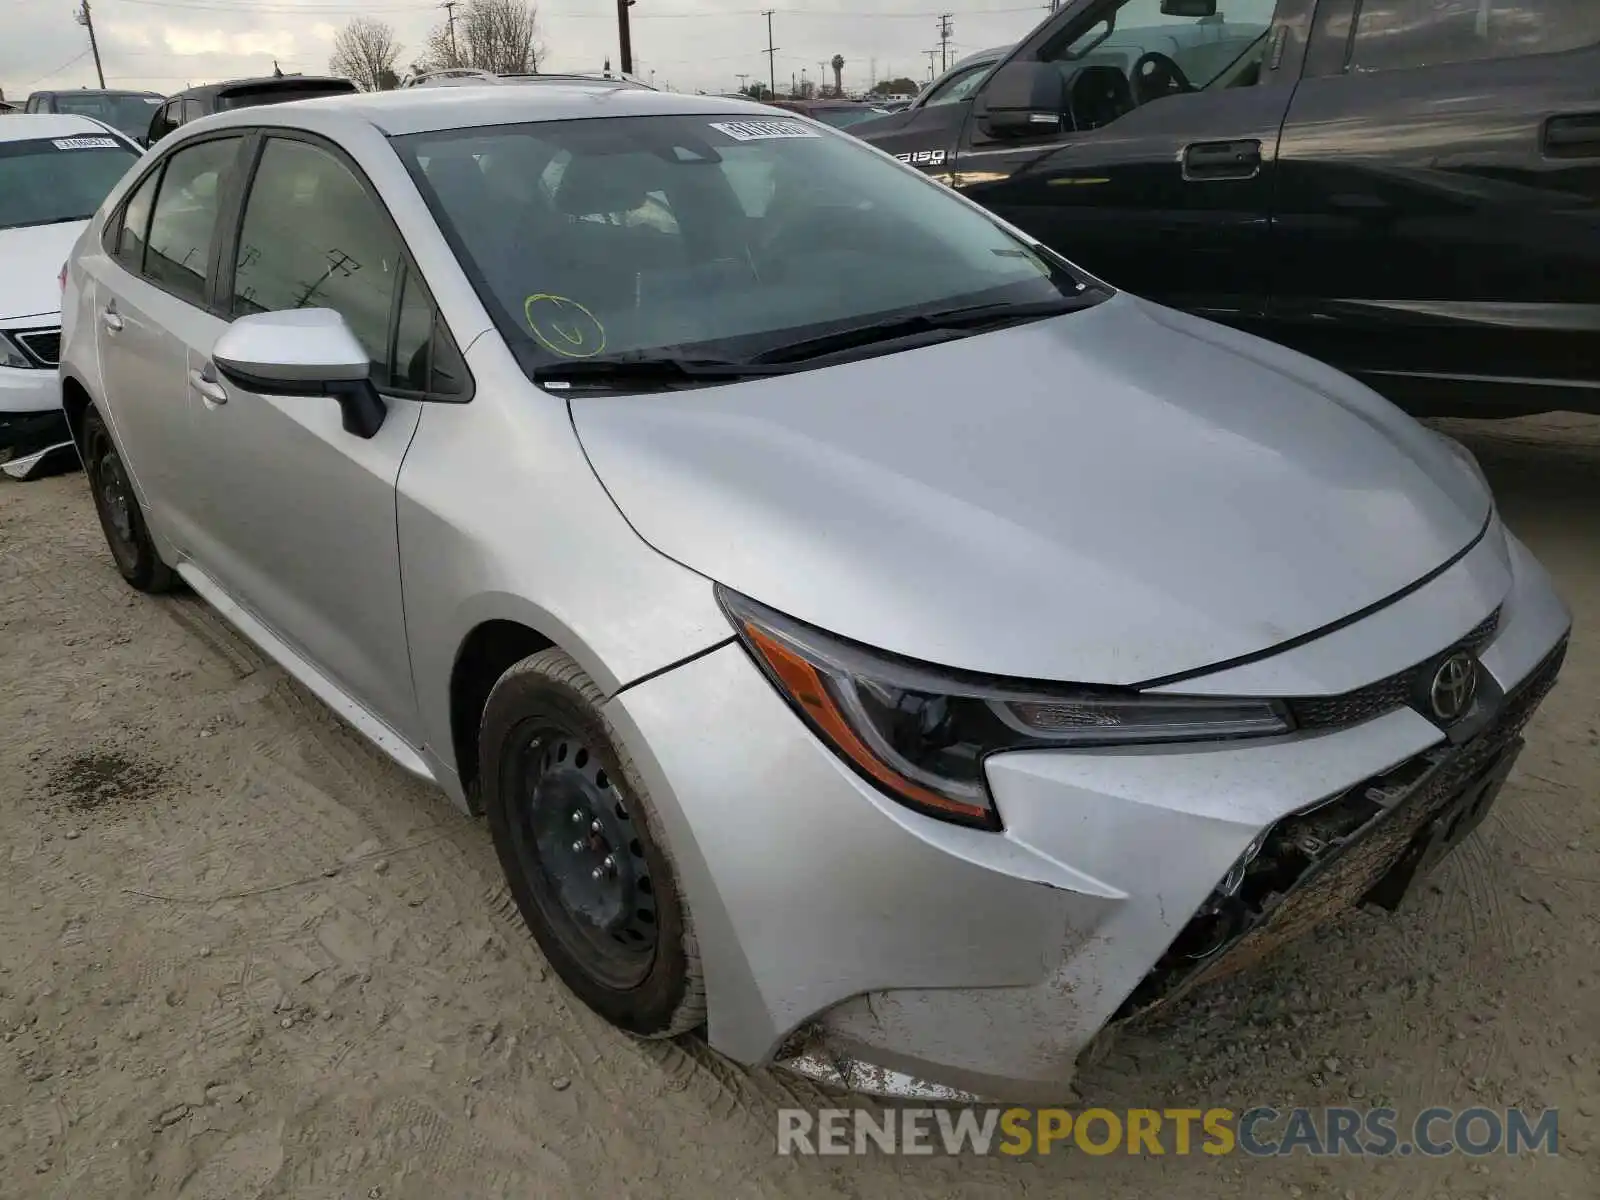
[30,88,162,98]
[0,113,134,143]
[952,44,1010,69]
[174,75,355,100]
[185,85,785,138]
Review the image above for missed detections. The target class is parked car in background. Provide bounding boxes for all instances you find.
[1,114,140,477]
[24,89,164,143]
[853,0,1600,418]
[765,98,894,129]
[145,75,357,146]
[59,86,1569,1100]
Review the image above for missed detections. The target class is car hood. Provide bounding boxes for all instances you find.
[0,220,85,322]
[571,294,1492,686]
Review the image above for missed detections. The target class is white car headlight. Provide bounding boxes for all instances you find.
[0,332,34,370]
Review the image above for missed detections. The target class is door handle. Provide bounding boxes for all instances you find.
[189,366,228,405]
[1544,114,1600,159]
[1182,139,1262,181]
[100,303,124,333]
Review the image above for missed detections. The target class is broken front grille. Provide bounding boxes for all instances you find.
[1115,635,1566,1023]
[1287,606,1501,731]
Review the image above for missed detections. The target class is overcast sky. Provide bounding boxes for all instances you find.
[4,0,1053,99]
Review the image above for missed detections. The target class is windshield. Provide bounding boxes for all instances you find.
[395,114,1096,379]
[48,92,161,137]
[0,136,138,231]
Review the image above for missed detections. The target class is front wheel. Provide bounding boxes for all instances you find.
[480,648,705,1037]
[81,407,174,593]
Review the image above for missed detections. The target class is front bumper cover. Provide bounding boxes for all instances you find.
[603,530,1570,1101]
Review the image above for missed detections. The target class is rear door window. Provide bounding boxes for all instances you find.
[112,167,161,272]
[1349,0,1600,72]
[143,137,242,304]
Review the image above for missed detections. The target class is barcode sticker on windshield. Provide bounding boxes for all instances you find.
[708,119,820,142]
[52,137,120,150]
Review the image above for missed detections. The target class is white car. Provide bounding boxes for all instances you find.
[1,114,141,478]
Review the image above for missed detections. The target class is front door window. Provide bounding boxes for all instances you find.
[1046,0,1281,129]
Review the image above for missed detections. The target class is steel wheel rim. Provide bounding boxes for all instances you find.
[510,728,657,988]
[94,440,139,571]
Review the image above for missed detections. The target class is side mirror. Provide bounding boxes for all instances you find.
[978,61,1067,138]
[1160,0,1217,15]
[212,309,386,439]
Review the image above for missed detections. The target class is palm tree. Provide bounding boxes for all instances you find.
[831,54,844,99]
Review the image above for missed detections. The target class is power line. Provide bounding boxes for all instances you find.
[761,9,778,98]
[541,4,1043,17]
[107,0,435,10]
[441,0,459,63]
[22,46,92,89]
[617,0,636,73]
[75,0,107,88]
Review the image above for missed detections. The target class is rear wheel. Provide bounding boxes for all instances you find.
[82,407,174,593]
[480,648,705,1036]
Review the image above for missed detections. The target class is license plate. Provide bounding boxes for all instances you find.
[1364,739,1524,911]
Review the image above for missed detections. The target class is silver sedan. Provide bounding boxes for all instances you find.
[58,85,1570,1101]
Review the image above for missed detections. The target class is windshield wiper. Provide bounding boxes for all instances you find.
[748,295,1101,367]
[532,355,796,389]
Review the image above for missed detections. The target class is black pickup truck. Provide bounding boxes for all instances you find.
[853,0,1600,417]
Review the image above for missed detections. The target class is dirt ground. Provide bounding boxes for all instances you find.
[1,415,1596,1199]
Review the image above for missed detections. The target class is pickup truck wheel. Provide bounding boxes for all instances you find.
[480,648,705,1037]
[82,407,174,593]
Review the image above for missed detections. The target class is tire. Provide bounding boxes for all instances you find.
[81,407,175,593]
[480,648,705,1037]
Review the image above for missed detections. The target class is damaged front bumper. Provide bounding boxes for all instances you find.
[606,530,1570,1102]
[1117,634,1566,1023]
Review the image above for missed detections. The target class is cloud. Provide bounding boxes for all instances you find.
[3,0,1049,97]
[163,29,299,61]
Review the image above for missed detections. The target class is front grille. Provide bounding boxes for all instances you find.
[13,328,62,368]
[1116,634,1566,1022]
[1288,606,1501,731]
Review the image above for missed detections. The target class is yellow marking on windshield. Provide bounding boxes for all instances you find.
[524,293,607,359]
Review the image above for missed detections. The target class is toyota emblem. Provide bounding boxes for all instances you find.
[1428,652,1479,723]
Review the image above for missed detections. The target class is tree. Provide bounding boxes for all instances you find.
[329,17,403,92]
[870,77,918,97]
[419,0,546,74]
[830,54,844,99]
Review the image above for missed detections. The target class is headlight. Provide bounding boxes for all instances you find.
[0,333,33,370]
[719,588,1292,830]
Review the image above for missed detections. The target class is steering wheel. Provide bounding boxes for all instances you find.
[1130,51,1195,105]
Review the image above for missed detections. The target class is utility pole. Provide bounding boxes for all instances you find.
[441,0,460,66]
[924,48,939,81]
[74,0,106,89]
[617,0,635,74]
[938,13,953,72]
[736,72,749,95]
[761,10,778,100]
